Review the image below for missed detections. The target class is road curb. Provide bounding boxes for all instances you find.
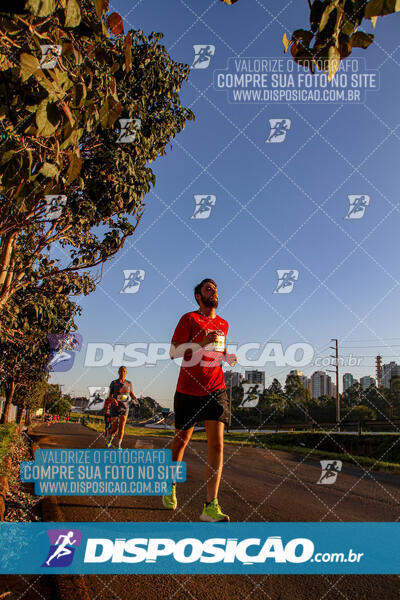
[30,439,92,600]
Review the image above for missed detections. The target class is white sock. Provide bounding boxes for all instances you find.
[117,438,122,448]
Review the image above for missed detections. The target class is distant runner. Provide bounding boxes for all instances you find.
[163,278,237,522]
[106,366,137,449]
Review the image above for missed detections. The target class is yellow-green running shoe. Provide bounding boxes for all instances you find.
[162,484,177,510]
[200,499,230,522]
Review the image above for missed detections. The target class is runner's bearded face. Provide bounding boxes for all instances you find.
[200,283,218,308]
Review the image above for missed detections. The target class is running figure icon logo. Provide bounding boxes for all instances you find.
[191,195,216,219]
[316,460,342,485]
[345,195,370,219]
[116,118,141,143]
[266,119,291,143]
[47,332,83,373]
[239,383,262,408]
[120,269,145,294]
[45,195,67,220]
[273,270,299,294]
[39,44,62,69]
[43,529,82,567]
[191,45,215,69]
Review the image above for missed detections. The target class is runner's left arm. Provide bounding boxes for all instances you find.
[221,325,237,366]
[129,381,138,403]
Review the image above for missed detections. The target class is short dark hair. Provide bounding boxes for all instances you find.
[194,278,217,305]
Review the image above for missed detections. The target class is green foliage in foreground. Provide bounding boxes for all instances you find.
[0,424,16,462]
[284,0,400,79]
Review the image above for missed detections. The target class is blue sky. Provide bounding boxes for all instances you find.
[50,0,400,407]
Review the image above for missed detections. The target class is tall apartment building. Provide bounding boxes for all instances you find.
[360,375,376,391]
[224,371,243,388]
[343,372,355,392]
[311,371,332,399]
[382,362,400,388]
[244,370,265,389]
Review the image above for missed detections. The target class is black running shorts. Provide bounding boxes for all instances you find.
[174,388,229,430]
[110,402,128,418]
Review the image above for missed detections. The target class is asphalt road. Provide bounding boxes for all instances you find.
[26,422,400,600]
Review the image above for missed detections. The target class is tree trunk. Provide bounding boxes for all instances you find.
[25,409,31,426]
[0,232,16,311]
[1,379,15,424]
[16,403,25,424]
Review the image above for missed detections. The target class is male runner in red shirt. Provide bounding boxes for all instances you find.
[163,278,237,521]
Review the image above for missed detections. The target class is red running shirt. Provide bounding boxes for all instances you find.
[171,311,229,396]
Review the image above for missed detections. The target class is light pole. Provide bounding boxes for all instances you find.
[329,339,340,429]
[229,373,233,430]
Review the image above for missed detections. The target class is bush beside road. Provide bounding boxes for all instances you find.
[0,424,16,464]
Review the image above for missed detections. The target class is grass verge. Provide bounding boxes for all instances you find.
[0,424,16,464]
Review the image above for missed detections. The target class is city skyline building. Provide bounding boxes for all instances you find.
[382,362,400,388]
[343,372,356,392]
[244,370,265,389]
[311,371,332,399]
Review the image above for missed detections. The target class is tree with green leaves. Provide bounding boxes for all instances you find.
[343,403,376,422]
[12,375,47,424]
[0,0,194,316]
[46,393,72,418]
[342,380,362,407]
[283,0,400,79]
[284,373,312,421]
[0,275,84,422]
[362,384,392,420]
[267,378,285,398]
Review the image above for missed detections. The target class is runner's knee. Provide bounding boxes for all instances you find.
[207,438,223,454]
[173,431,191,449]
